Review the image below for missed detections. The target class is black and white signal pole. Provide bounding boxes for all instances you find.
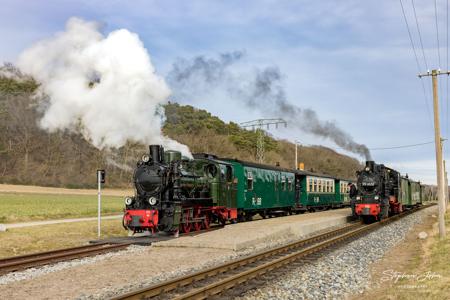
[418,69,448,239]
[97,170,105,238]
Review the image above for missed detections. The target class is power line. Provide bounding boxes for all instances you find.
[447,0,449,144]
[399,0,434,134]
[369,141,435,150]
[435,0,442,69]
[411,0,429,71]
[301,141,435,152]
[399,0,423,71]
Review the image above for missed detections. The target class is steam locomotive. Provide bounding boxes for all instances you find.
[123,145,355,234]
[122,145,229,233]
[354,161,422,223]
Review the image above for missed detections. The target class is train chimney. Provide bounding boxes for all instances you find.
[149,145,164,163]
[365,161,375,172]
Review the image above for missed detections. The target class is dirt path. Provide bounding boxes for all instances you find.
[0,184,132,197]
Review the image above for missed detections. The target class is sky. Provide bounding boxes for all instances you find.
[0,0,448,184]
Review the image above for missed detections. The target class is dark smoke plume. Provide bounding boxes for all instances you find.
[167,52,371,160]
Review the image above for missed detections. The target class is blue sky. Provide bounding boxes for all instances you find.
[1,0,448,183]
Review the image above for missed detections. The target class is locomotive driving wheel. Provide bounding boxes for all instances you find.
[193,208,202,232]
[202,212,210,229]
[180,210,192,234]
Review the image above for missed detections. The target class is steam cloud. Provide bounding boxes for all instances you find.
[167,52,371,160]
[17,17,191,157]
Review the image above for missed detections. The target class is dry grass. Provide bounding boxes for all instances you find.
[0,192,124,223]
[360,210,450,300]
[0,219,127,258]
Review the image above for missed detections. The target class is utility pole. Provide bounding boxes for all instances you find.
[418,69,448,238]
[240,118,287,163]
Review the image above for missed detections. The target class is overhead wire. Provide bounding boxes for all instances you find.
[447,0,449,150]
[368,141,435,150]
[399,0,434,134]
[399,0,424,71]
[412,0,429,71]
[303,141,435,152]
[435,0,442,69]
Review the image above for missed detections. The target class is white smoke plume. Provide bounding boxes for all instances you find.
[17,17,191,157]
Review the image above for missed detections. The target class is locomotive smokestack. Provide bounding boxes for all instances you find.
[149,145,164,163]
[365,161,375,171]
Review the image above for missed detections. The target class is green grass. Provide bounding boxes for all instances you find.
[0,193,124,223]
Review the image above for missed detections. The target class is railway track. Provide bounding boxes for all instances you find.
[0,242,131,275]
[111,204,432,300]
[0,224,223,276]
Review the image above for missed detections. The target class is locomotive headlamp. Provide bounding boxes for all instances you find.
[148,197,157,206]
[374,195,380,200]
[365,167,370,171]
[124,197,133,205]
[142,154,150,163]
[356,196,361,200]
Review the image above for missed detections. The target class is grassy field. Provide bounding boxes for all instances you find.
[0,193,124,223]
[0,219,127,258]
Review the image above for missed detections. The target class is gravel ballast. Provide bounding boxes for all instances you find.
[0,245,147,285]
[238,206,437,300]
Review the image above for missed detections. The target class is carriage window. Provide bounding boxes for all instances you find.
[326,181,329,193]
[308,178,312,192]
[247,171,253,190]
[313,179,317,192]
[318,180,322,193]
[288,178,293,191]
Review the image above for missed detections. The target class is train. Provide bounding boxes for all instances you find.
[354,161,423,223]
[123,145,355,234]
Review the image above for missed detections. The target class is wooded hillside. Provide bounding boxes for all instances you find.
[0,67,362,188]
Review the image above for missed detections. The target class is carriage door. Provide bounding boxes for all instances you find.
[295,175,301,208]
[226,165,236,208]
[275,172,280,206]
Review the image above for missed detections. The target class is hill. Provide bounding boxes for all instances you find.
[0,70,362,188]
